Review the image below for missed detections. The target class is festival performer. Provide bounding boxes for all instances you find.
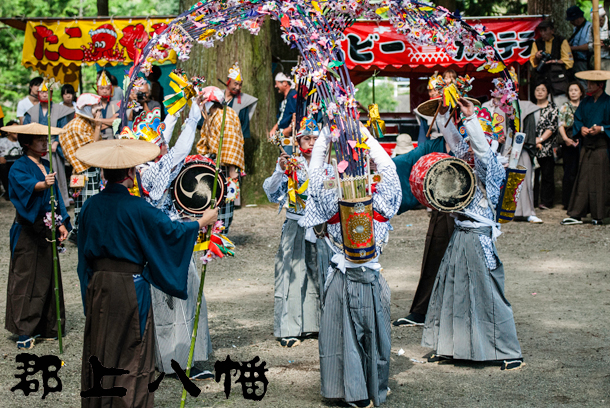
[300,125,401,407]
[23,80,74,208]
[263,117,331,348]
[413,73,444,145]
[392,109,454,327]
[562,70,610,226]
[196,87,244,233]
[96,70,121,139]
[59,93,103,241]
[76,139,218,408]
[422,97,523,370]
[134,97,214,379]
[3,123,70,350]
[225,62,258,140]
[268,72,297,138]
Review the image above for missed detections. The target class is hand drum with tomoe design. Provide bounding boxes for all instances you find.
[409,152,475,212]
[171,155,226,217]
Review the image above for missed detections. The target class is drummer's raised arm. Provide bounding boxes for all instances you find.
[437,109,464,154]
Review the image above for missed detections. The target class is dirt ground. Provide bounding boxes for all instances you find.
[0,197,609,408]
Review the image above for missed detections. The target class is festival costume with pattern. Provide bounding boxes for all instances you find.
[196,105,244,233]
[263,148,332,339]
[299,127,401,406]
[138,103,213,374]
[6,156,70,340]
[422,109,523,362]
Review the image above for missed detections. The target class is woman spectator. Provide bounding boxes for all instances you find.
[533,82,559,210]
[61,84,77,108]
[557,82,583,209]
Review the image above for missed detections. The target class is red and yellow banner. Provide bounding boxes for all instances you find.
[22,18,177,86]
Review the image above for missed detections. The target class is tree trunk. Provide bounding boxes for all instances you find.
[528,0,574,38]
[178,0,279,205]
[97,0,109,17]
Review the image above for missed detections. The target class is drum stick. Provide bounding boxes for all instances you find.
[425,101,441,139]
[181,103,228,408]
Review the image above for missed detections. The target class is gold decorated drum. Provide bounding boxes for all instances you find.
[338,196,376,263]
[496,165,527,223]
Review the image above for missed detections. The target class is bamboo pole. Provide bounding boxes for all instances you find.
[180,102,228,408]
[47,87,63,354]
[593,0,601,70]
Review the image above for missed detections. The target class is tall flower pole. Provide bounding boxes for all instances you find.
[180,102,228,407]
[46,82,63,354]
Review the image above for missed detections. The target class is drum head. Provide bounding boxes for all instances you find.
[171,162,226,217]
[424,157,475,212]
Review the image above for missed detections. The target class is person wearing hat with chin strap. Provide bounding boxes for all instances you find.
[23,80,74,209]
[75,139,218,408]
[196,86,244,233]
[268,72,297,139]
[225,62,258,140]
[562,70,610,226]
[263,116,332,349]
[1,122,71,350]
[59,93,105,240]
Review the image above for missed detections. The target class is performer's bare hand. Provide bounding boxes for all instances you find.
[498,135,506,144]
[457,97,475,117]
[58,225,68,242]
[44,173,56,188]
[278,151,290,171]
[197,207,219,229]
[438,98,450,115]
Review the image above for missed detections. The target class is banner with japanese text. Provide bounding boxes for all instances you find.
[339,17,543,70]
[22,18,177,86]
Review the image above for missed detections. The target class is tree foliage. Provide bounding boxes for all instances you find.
[355,78,399,113]
[0,0,179,120]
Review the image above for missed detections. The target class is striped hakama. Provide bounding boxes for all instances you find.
[319,265,391,406]
[274,218,330,338]
[422,225,522,361]
[151,257,212,374]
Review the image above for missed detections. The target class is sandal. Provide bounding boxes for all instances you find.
[560,217,583,225]
[17,335,36,350]
[279,337,301,348]
[501,360,525,371]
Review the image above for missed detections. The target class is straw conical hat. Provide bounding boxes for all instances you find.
[416,97,481,117]
[575,70,610,81]
[0,123,62,135]
[75,139,160,169]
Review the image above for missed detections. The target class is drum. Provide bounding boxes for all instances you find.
[338,196,376,264]
[171,155,226,217]
[410,152,475,212]
[496,165,527,224]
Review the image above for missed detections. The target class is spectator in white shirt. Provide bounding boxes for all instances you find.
[0,120,22,199]
[16,77,43,124]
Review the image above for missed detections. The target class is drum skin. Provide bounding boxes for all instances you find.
[171,155,226,217]
[409,152,475,212]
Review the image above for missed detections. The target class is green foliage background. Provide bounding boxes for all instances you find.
[0,0,179,120]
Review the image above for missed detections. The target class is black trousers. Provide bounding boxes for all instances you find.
[534,156,555,208]
[562,145,580,209]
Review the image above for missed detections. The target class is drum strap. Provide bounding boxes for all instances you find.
[326,210,388,225]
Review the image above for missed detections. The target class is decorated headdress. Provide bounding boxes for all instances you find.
[39,79,50,92]
[97,70,112,88]
[427,72,440,90]
[164,69,206,115]
[119,107,166,147]
[228,62,242,82]
[296,116,320,138]
[200,86,225,113]
[75,93,102,119]
[275,72,293,85]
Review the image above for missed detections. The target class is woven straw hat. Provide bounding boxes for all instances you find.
[75,139,160,169]
[416,97,481,117]
[0,123,62,135]
[575,70,610,81]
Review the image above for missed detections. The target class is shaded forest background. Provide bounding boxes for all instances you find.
[0,0,598,202]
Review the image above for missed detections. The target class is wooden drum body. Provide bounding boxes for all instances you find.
[338,196,376,264]
[410,152,475,212]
